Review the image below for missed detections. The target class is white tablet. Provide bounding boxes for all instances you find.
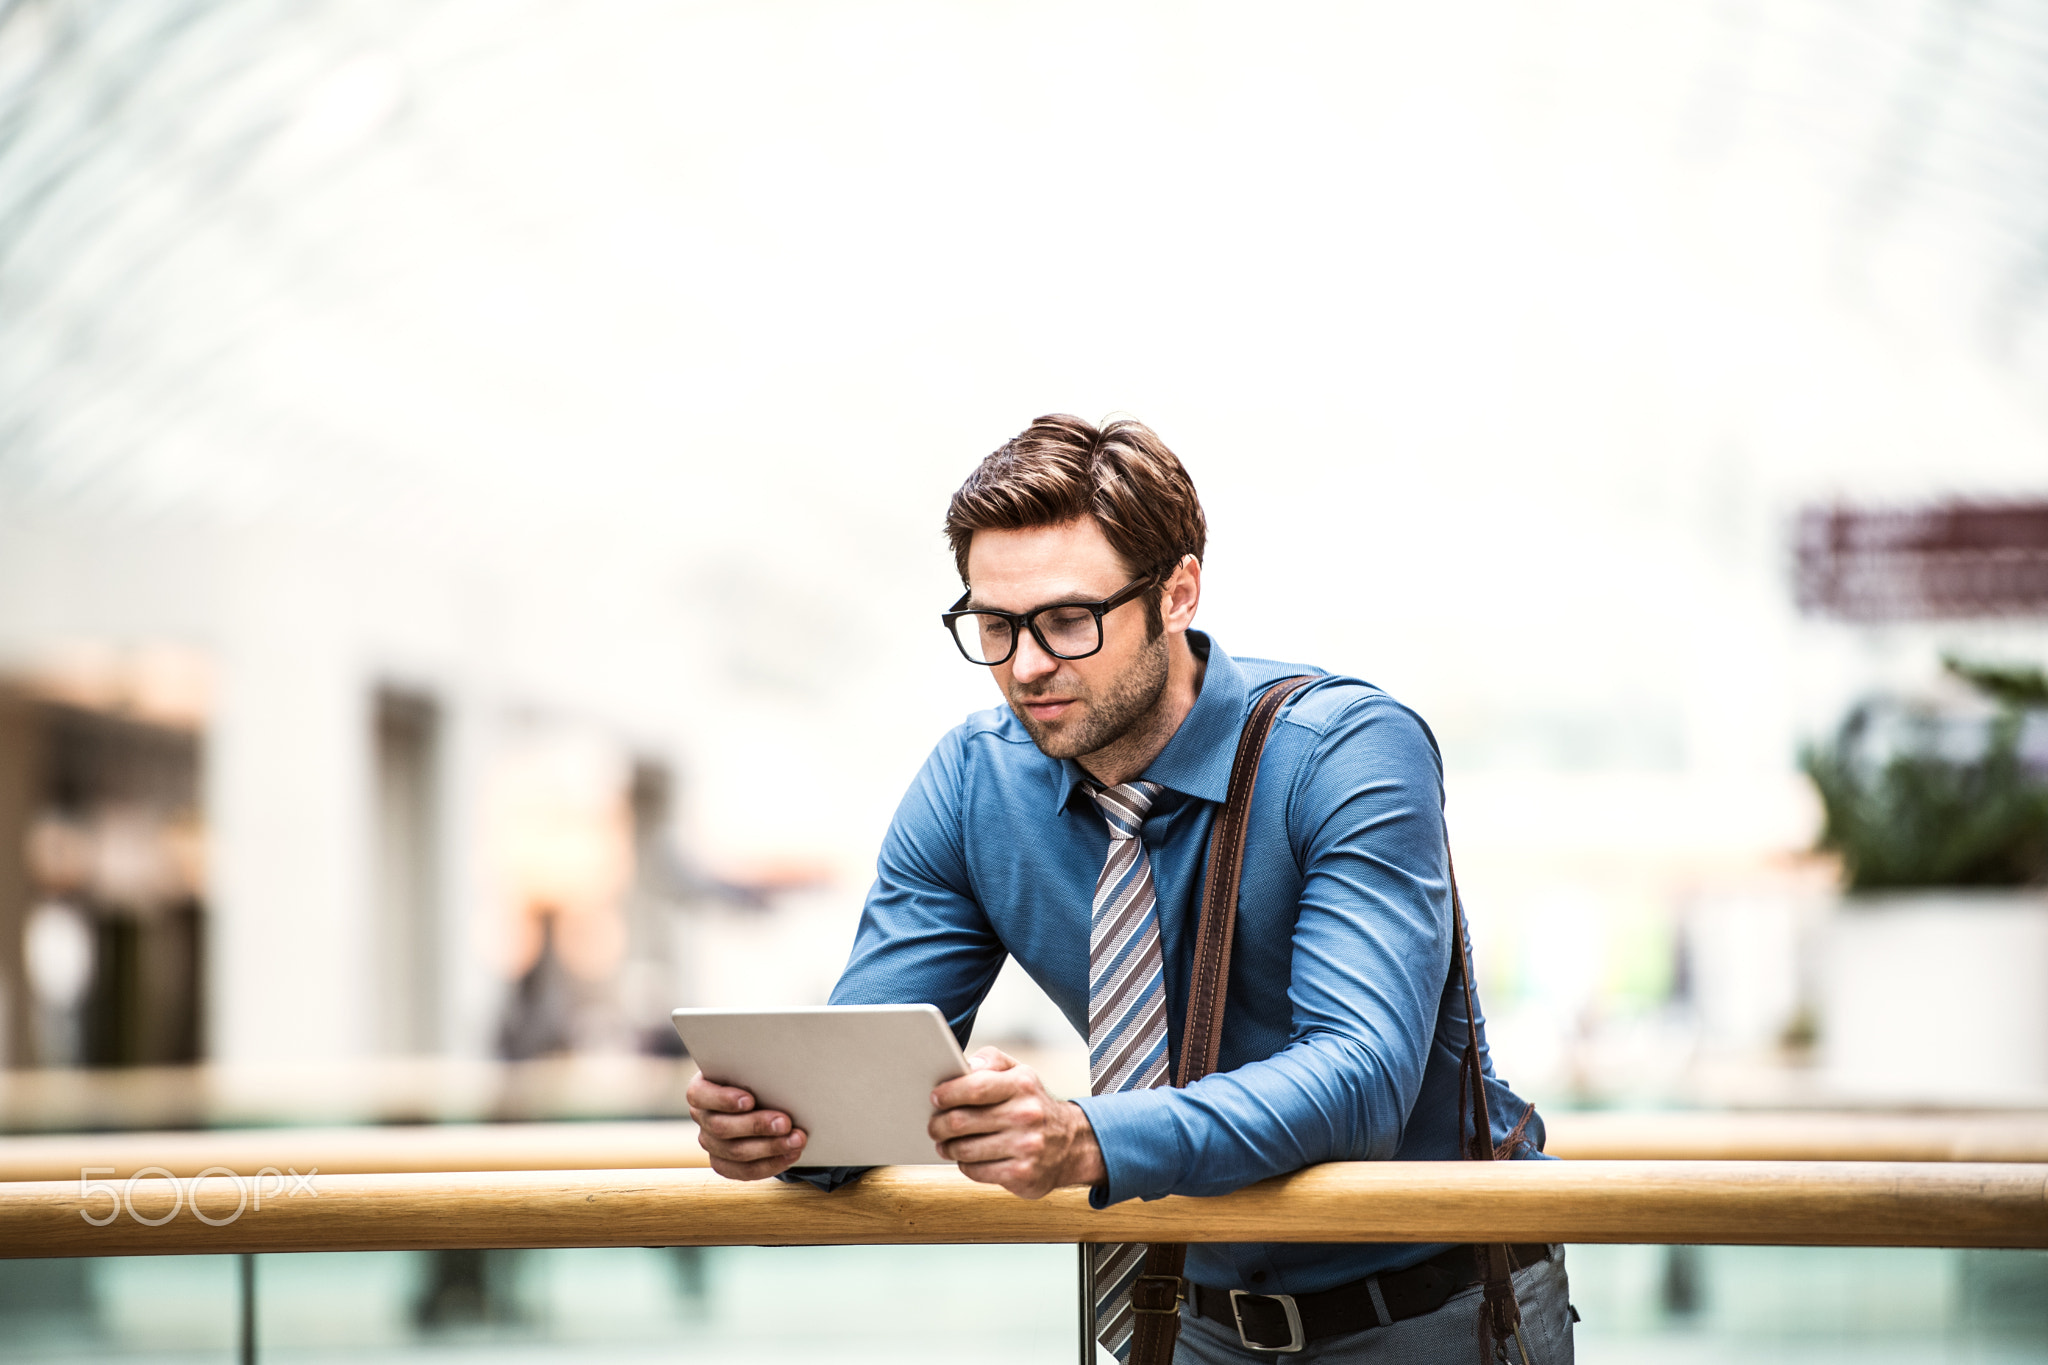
[671,1004,971,1167]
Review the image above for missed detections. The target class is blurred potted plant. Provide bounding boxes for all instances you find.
[1802,657,2048,1101]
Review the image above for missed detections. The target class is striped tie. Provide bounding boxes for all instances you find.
[1086,780,1170,1362]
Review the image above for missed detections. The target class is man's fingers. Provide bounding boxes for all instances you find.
[692,1105,807,1164]
[937,1127,1044,1166]
[696,1107,795,1141]
[966,1046,1017,1072]
[955,1157,1049,1200]
[932,1063,1034,1110]
[703,1130,808,1164]
[927,1099,1003,1143]
[709,1149,803,1181]
[930,1088,1047,1137]
[929,1095,1053,1155]
[686,1077,761,1114]
[954,1156,1010,1185]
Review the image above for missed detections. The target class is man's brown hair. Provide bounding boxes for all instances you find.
[944,415,1208,610]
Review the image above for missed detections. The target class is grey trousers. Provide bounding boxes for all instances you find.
[1169,1246,1575,1365]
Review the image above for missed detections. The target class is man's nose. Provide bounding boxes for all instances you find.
[1010,628,1059,684]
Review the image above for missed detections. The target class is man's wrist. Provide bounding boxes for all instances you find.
[1061,1100,1108,1188]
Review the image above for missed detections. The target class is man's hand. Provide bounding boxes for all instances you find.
[687,1072,808,1180]
[929,1046,1106,1199]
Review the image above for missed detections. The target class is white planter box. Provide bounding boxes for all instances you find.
[1821,891,2048,1103]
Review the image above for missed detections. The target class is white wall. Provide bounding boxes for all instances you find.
[4,1,2048,1073]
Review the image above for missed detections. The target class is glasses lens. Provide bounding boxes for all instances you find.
[951,612,1016,664]
[1036,606,1101,658]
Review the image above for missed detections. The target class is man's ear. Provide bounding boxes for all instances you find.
[1162,554,1201,632]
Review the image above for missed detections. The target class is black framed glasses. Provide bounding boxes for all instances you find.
[940,574,1158,666]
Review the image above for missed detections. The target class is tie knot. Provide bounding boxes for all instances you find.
[1089,781,1161,839]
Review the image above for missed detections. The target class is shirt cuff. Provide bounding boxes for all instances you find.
[1073,1089,1183,1208]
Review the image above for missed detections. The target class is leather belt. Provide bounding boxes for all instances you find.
[1191,1244,1554,1353]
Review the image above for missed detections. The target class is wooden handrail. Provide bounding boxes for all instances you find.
[0,1121,709,1183]
[3,1161,2042,1259]
[4,1111,2046,1183]
[1543,1110,2048,1163]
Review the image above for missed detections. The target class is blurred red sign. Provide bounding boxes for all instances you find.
[1795,502,2048,621]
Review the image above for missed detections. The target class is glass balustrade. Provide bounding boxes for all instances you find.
[3,1245,2044,1363]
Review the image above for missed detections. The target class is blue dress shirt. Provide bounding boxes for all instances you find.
[826,631,1545,1295]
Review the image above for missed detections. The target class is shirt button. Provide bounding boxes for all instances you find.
[1251,1271,1267,1284]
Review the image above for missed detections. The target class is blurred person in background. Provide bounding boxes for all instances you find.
[496,907,577,1062]
[688,415,1570,1364]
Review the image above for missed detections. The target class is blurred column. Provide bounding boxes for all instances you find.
[435,680,497,1061]
[0,691,41,1066]
[624,759,688,1053]
[373,688,441,1055]
[209,545,372,1063]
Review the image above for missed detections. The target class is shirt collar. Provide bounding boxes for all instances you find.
[1053,631,1248,815]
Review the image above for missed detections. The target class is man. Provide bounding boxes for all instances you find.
[688,415,1574,1363]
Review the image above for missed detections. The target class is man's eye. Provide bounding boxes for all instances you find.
[1042,608,1093,630]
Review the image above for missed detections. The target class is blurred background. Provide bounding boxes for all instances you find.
[2,0,2047,1359]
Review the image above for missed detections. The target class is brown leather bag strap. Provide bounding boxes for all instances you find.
[1449,857,1537,1163]
[1448,857,1535,1363]
[1127,675,1315,1365]
[1178,673,1317,1087]
[1448,860,1495,1160]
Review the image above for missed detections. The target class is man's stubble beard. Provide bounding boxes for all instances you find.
[1007,630,1172,764]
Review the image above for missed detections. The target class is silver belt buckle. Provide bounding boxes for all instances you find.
[1228,1289,1305,1353]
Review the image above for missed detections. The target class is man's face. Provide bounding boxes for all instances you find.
[964,518,1172,761]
